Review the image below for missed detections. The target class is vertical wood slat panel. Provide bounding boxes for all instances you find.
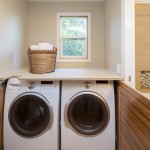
[0,87,4,150]
[115,81,150,150]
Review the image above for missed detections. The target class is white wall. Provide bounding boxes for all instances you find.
[28,2,105,68]
[105,0,135,88]
[0,0,28,73]
[105,0,121,72]
[121,0,135,88]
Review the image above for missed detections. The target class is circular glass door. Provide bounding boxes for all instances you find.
[67,92,109,136]
[9,93,51,138]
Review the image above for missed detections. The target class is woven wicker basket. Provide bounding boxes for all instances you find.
[27,47,57,74]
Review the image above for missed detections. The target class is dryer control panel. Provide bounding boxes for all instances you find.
[80,80,113,89]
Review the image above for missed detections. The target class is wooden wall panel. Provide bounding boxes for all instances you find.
[135,4,150,93]
[115,81,150,150]
[0,87,4,150]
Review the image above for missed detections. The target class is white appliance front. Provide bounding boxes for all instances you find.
[61,80,116,150]
[3,78,60,150]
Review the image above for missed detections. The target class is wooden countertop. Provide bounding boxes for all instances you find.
[0,68,123,81]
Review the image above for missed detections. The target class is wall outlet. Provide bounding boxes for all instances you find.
[128,75,131,82]
[116,64,121,74]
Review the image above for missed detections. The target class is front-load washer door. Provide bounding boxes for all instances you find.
[9,93,52,138]
[67,92,110,136]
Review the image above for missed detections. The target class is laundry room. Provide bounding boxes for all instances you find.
[0,0,150,150]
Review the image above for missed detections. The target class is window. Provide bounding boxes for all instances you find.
[57,12,91,62]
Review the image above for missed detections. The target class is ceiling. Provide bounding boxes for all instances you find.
[28,0,105,2]
[135,0,150,3]
[27,0,150,3]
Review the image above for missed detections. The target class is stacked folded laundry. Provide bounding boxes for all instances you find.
[30,43,54,50]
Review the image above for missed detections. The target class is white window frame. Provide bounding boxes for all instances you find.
[57,12,91,62]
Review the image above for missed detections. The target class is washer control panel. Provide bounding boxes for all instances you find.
[19,81,55,91]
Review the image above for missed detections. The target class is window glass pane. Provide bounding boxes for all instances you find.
[62,38,85,56]
[61,17,87,36]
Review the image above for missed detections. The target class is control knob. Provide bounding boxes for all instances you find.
[28,82,35,90]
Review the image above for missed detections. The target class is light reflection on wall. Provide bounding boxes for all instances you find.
[0,0,27,73]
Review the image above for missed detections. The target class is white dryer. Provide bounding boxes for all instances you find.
[4,78,60,150]
[61,80,116,150]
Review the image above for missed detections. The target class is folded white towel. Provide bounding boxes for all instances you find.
[38,43,53,50]
[30,43,54,50]
[49,44,53,50]
[30,45,39,50]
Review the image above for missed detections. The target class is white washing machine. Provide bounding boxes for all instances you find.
[3,78,60,150]
[61,80,116,150]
